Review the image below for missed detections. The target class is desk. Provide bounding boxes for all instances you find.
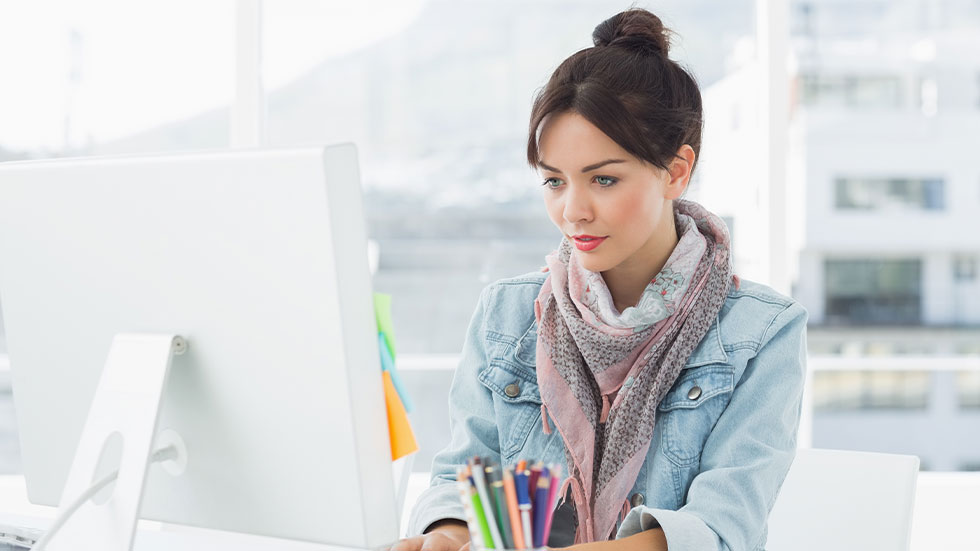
[0,476,382,551]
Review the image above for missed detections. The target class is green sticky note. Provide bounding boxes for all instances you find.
[373,292,396,358]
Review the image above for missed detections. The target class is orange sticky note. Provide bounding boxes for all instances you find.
[383,370,418,460]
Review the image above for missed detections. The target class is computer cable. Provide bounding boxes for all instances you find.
[31,445,179,551]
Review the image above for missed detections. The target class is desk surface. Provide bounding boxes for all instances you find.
[0,476,385,551]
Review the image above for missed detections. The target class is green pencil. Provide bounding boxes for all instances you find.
[469,481,495,548]
[491,479,514,548]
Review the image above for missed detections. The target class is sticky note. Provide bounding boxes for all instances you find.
[373,292,396,358]
[379,333,413,413]
[383,370,418,460]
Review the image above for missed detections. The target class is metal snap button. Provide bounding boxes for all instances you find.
[630,493,645,507]
[504,383,520,398]
[687,385,702,400]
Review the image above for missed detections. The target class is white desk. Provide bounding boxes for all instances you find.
[0,476,383,551]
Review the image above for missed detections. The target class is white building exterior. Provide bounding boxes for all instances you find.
[699,1,980,471]
[700,22,980,330]
[793,29,980,327]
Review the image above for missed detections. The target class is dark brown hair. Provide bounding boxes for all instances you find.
[526,8,703,175]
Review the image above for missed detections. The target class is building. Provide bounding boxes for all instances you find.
[699,0,980,471]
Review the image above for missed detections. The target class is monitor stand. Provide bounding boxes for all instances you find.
[43,334,186,551]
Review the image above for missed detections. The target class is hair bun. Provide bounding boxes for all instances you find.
[592,9,670,57]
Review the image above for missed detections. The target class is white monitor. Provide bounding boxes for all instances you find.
[0,145,399,548]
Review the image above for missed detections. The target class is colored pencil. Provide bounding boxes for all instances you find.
[514,469,534,549]
[502,467,526,550]
[532,467,550,547]
[471,458,504,548]
[467,476,494,548]
[490,479,513,548]
[456,469,486,547]
[527,463,543,506]
[541,465,562,545]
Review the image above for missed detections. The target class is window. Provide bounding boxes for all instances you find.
[959,460,980,472]
[814,370,930,411]
[260,0,758,354]
[956,371,980,409]
[800,74,903,109]
[824,259,922,325]
[953,256,978,282]
[835,177,945,211]
[0,2,235,159]
[721,215,735,250]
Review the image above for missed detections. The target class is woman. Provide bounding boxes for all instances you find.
[395,8,807,551]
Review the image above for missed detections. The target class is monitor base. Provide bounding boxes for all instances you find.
[44,334,184,551]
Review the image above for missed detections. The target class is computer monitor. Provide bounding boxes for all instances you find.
[0,145,399,548]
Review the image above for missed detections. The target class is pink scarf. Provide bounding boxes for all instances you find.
[533,199,737,542]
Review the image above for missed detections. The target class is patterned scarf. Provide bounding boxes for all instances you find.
[533,199,737,542]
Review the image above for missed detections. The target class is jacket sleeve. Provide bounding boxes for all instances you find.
[406,284,502,536]
[617,301,809,551]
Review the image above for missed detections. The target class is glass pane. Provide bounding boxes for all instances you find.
[815,370,930,411]
[835,177,946,211]
[957,371,980,409]
[262,0,757,354]
[0,0,235,476]
[0,1,234,160]
[824,259,922,324]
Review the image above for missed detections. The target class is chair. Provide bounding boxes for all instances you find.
[766,448,919,551]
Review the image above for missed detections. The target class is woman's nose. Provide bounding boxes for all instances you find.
[562,184,594,224]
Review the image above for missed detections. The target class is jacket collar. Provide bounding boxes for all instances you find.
[683,315,728,368]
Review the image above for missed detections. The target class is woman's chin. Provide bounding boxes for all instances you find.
[575,251,614,273]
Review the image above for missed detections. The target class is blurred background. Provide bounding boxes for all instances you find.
[1,0,978,547]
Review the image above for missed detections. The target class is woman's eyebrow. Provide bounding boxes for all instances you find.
[537,159,627,173]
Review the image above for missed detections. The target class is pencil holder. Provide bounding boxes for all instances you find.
[456,458,563,551]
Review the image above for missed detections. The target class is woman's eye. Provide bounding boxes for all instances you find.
[595,175,618,187]
[542,177,563,189]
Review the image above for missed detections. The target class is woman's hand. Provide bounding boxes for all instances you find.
[390,519,472,551]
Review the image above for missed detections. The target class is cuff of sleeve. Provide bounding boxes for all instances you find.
[406,481,467,537]
[616,506,721,551]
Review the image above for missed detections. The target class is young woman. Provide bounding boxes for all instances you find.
[394,8,807,551]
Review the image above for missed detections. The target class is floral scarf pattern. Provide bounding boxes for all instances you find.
[534,199,737,542]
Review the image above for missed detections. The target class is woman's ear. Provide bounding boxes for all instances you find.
[664,144,696,199]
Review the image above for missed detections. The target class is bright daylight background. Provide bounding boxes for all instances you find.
[1,0,979,549]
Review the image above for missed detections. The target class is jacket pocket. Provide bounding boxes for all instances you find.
[657,363,735,467]
[478,359,542,461]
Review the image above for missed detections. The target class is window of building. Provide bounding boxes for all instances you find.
[835,177,945,211]
[721,215,735,251]
[956,371,980,409]
[953,256,978,282]
[813,370,930,411]
[800,74,903,109]
[824,259,922,325]
[976,71,980,109]
[919,77,939,116]
[959,460,980,472]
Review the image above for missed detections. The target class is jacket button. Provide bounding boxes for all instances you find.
[630,493,645,507]
[687,386,702,400]
[504,383,520,398]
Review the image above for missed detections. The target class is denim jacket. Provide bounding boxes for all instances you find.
[407,271,808,551]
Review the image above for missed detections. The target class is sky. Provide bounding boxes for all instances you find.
[0,0,426,152]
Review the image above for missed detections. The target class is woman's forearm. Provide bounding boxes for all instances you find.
[563,528,668,551]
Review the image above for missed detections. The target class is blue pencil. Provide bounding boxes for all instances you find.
[532,467,550,547]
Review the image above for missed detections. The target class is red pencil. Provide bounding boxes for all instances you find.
[541,465,562,544]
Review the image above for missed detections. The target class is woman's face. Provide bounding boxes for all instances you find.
[537,111,685,274]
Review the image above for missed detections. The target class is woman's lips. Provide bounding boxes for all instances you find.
[571,235,607,252]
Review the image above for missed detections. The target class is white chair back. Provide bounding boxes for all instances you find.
[766,448,919,551]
